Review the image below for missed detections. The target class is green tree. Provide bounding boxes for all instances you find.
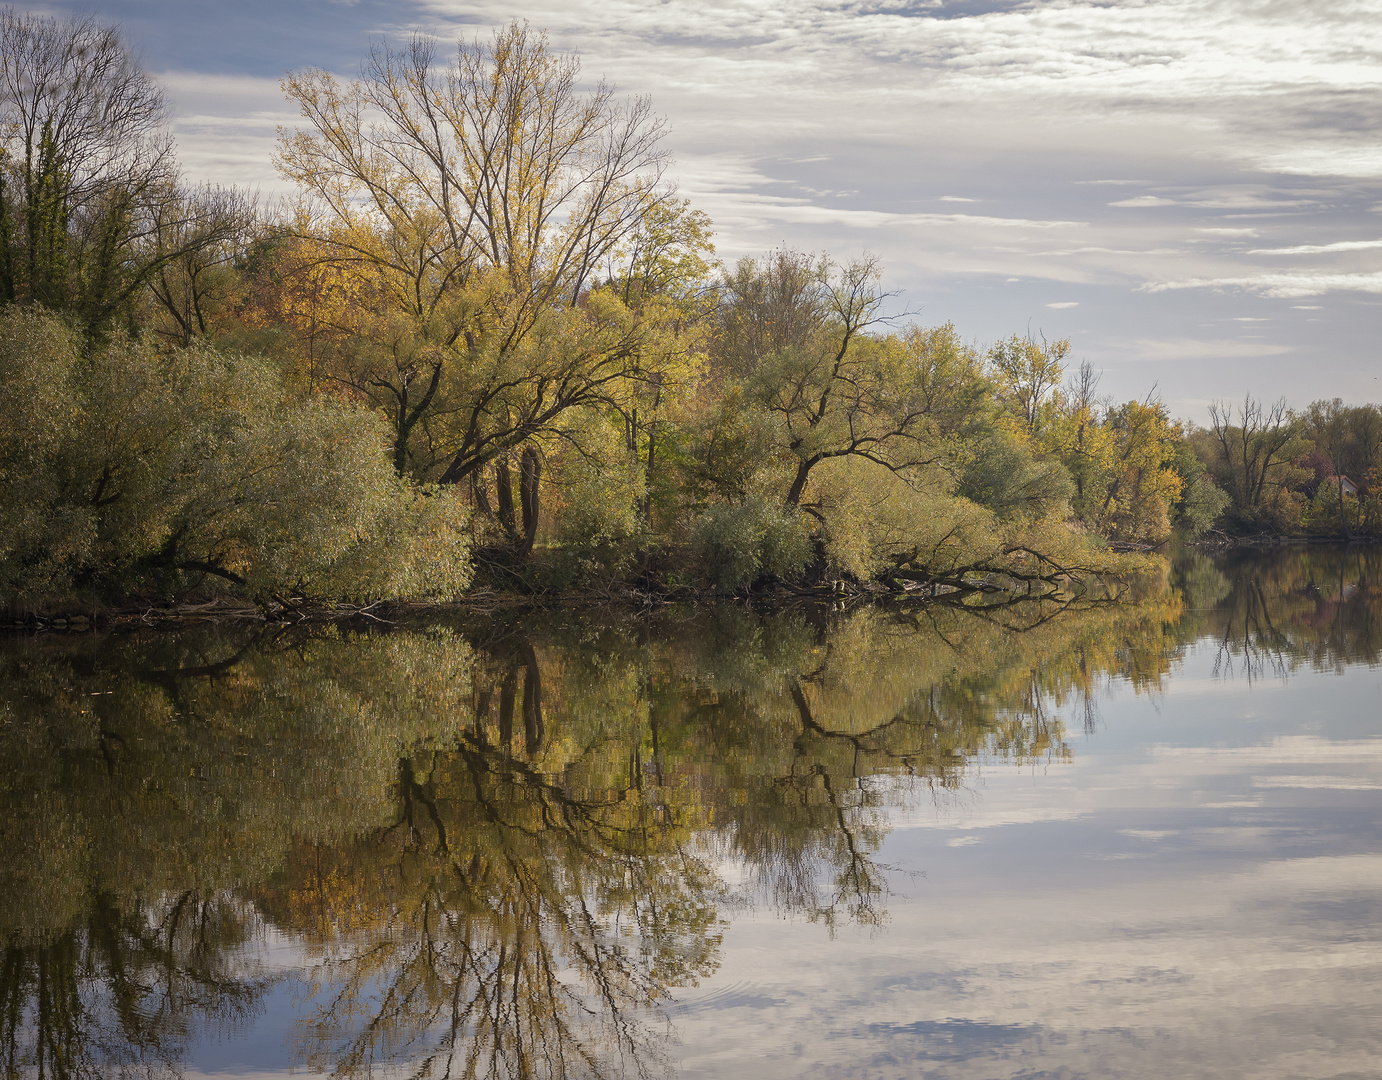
[0,308,471,604]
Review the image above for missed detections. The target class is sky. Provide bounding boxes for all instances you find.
[27,0,1382,419]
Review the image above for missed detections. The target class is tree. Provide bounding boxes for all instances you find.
[0,11,242,334]
[144,184,258,346]
[1205,396,1306,528]
[0,308,472,604]
[1096,399,1184,544]
[276,22,675,508]
[715,252,972,511]
[989,333,1069,438]
[1042,360,1115,521]
[700,252,1105,590]
[1301,399,1382,536]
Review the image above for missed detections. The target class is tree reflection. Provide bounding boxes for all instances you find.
[259,740,717,1079]
[1194,546,1382,678]
[3,551,1378,1077]
[0,891,267,1080]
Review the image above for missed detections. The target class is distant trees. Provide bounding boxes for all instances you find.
[1170,396,1382,537]
[1202,397,1306,528]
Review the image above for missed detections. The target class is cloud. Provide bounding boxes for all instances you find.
[56,0,1382,408]
[1144,271,1382,298]
[1126,338,1294,361]
[1111,196,1180,208]
[1047,301,1080,308]
[1248,239,1382,255]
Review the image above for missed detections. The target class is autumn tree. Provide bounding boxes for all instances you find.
[712,252,980,512]
[688,251,1129,592]
[276,22,681,554]
[989,333,1068,438]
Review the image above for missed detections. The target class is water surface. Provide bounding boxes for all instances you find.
[3,547,1380,1079]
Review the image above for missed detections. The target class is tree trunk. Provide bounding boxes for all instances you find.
[519,446,541,556]
[785,457,817,507]
[495,458,518,542]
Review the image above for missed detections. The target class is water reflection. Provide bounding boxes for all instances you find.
[1,546,1379,1078]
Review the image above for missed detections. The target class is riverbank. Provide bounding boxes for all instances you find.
[1193,530,1382,549]
[3,567,1144,634]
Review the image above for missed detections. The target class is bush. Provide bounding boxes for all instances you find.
[691,498,811,591]
[0,308,471,603]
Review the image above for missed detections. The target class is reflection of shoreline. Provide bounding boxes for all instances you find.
[2,547,1378,1078]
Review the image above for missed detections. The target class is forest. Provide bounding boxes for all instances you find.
[2,11,1380,612]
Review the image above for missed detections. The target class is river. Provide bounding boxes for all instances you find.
[2,546,1380,1079]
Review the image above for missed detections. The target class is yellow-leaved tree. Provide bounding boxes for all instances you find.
[276,22,698,555]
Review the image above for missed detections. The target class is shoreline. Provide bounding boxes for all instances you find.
[2,573,1132,635]
[1191,532,1382,549]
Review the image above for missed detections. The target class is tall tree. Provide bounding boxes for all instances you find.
[276,22,676,512]
[1206,396,1306,527]
[0,11,251,334]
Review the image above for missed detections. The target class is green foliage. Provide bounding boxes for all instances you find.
[0,308,471,603]
[550,417,648,567]
[691,497,812,591]
[0,310,89,594]
[957,424,1074,520]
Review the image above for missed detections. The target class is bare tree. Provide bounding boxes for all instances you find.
[0,11,253,333]
[1207,395,1302,521]
[0,11,172,314]
[145,184,258,346]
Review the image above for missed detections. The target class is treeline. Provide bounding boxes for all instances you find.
[0,14,1372,609]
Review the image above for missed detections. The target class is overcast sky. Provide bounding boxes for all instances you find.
[30,0,1382,419]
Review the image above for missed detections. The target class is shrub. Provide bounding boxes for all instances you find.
[0,308,471,603]
[691,498,811,591]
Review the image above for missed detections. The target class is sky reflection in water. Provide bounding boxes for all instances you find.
[2,547,1380,1079]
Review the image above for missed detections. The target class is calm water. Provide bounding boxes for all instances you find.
[3,548,1381,1080]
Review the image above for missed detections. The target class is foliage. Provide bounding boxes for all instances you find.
[0,308,470,603]
[691,496,813,591]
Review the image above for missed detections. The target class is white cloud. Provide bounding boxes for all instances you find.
[1111,196,1180,208]
[1144,271,1382,298]
[1126,338,1294,361]
[1248,239,1382,255]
